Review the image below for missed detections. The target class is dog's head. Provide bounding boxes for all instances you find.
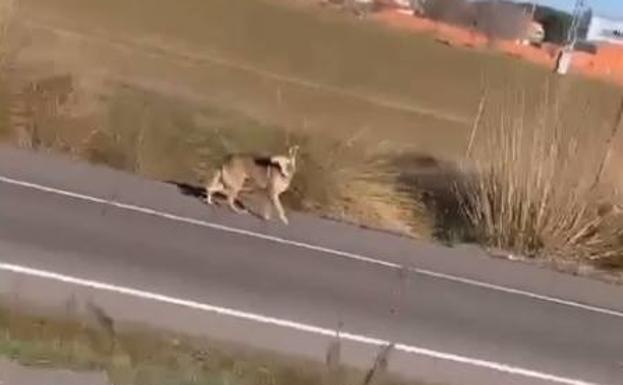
[271,145,300,180]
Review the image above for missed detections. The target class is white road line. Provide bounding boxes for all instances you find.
[0,262,603,385]
[1,174,623,320]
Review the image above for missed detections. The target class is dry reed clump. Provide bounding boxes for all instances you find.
[0,0,18,138]
[459,97,623,266]
[10,81,425,237]
[0,0,16,68]
[0,300,421,385]
[285,131,429,237]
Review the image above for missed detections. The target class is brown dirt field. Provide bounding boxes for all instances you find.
[11,0,623,157]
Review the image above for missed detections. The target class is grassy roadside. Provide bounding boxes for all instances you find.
[1,0,623,275]
[0,300,436,385]
[1,79,432,237]
[10,74,623,273]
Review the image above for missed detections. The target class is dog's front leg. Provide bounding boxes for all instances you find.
[271,192,288,225]
[205,171,223,205]
[262,205,272,221]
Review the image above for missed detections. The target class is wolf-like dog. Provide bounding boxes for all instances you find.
[205,145,299,224]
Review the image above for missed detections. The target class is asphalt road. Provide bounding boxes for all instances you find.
[0,146,622,385]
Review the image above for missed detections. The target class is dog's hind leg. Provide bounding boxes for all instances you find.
[226,188,247,214]
[205,170,224,205]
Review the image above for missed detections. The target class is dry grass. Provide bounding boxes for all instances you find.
[0,0,17,138]
[0,300,434,385]
[6,74,623,271]
[458,88,623,267]
[2,0,623,271]
[0,0,16,68]
[4,80,427,236]
[15,0,623,158]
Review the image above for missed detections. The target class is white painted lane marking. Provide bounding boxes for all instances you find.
[1,175,623,319]
[0,262,603,385]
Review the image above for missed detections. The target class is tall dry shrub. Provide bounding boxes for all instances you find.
[0,0,17,140]
[0,0,16,69]
[460,93,623,262]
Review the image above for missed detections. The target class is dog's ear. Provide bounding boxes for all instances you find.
[288,145,300,158]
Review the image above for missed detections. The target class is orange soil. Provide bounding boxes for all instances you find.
[372,8,623,86]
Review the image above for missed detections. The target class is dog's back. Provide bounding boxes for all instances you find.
[220,153,283,190]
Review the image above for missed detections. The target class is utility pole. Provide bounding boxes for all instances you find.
[555,0,586,74]
[566,0,586,49]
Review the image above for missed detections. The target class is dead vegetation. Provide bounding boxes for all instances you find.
[456,87,623,269]
[1,0,623,275]
[7,73,75,150]
[3,78,428,236]
[422,0,531,41]
[4,71,623,273]
[0,0,16,69]
[0,299,428,385]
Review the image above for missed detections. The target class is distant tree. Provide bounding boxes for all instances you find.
[473,1,530,41]
[423,0,529,41]
[0,0,16,70]
[533,6,573,44]
[422,0,474,26]
[577,7,593,41]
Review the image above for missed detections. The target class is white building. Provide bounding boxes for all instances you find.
[586,15,623,45]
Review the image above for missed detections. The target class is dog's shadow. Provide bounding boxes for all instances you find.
[165,181,264,219]
[166,181,207,200]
